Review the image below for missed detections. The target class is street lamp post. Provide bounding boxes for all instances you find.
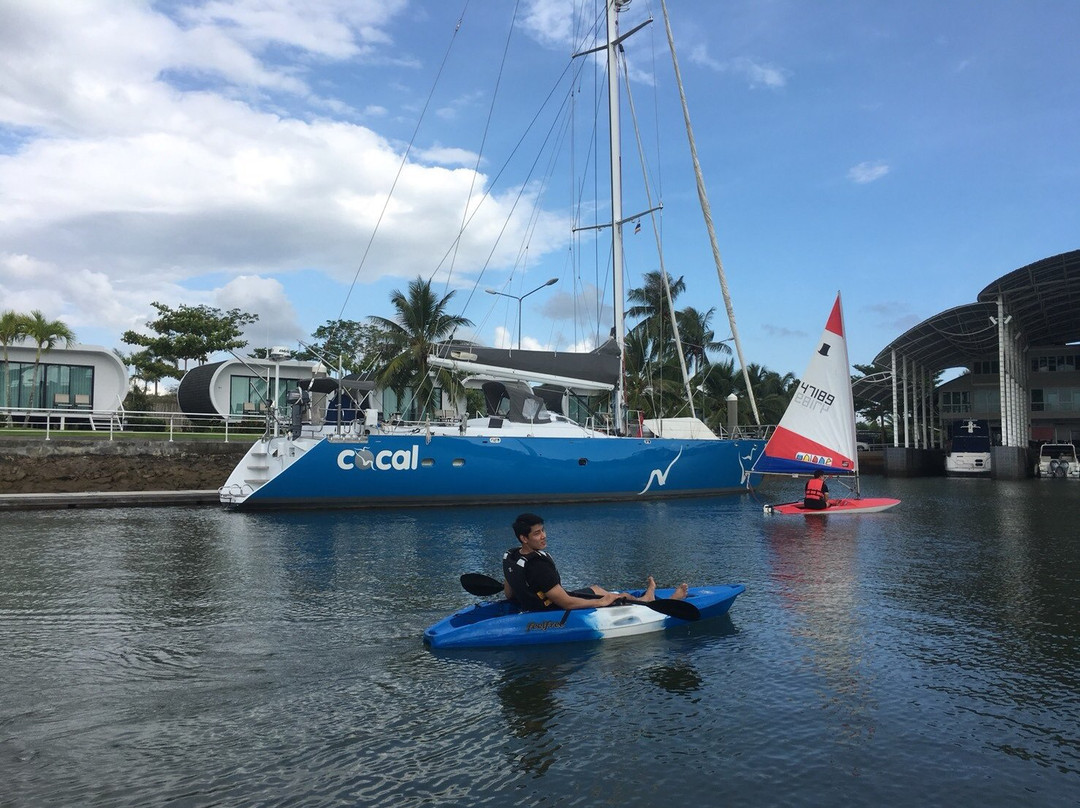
[485,278,559,349]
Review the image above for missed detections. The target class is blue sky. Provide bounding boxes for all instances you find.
[1,0,1077,378]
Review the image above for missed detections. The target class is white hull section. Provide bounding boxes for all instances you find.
[945,451,992,477]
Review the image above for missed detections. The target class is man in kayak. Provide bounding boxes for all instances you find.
[803,469,829,510]
[502,512,688,611]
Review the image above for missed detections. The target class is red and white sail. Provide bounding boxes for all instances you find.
[753,293,858,476]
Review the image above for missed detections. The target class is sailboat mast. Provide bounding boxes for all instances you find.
[606,0,626,433]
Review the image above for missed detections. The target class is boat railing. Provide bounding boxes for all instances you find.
[1,404,777,444]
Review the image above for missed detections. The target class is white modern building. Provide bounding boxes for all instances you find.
[176,357,345,419]
[1,341,128,414]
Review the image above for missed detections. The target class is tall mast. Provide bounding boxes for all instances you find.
[606,0,626,434]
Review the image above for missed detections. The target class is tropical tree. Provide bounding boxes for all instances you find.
[368,277,473,418]
[294,319,394,374]
[120,348,178,397]
[627,270,686,351]
[735,363,797,426]
[0,309,31,408]
[23,310,75,414]
[676,305,731,376]
[122,302,259,379]
[623,327,684,420]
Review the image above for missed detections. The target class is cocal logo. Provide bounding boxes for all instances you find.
[337,446,419,471]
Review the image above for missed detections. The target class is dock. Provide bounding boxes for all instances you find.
[0,490,221,511]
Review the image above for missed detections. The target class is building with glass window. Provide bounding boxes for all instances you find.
[935,348,1080,445]
[1,341,128,415]
[176,357,457,423]
[176,358,338,419]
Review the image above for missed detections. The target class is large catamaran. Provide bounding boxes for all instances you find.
[219,1,766,510]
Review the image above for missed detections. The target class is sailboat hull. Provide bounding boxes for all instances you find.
[220,432,766,510]
[763,497,901,515]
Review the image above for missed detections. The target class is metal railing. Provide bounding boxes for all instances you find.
[1,405,778,443]
[0,406,271,442]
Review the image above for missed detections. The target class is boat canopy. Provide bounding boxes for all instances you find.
[482,381,553,424]
[430,340,619,394]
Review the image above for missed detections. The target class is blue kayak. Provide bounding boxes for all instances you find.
[423,585,745,649]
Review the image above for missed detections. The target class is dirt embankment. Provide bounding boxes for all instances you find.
[0,440,251,494]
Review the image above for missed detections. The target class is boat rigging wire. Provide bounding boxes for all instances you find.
[435,0,522,297]
[329,1,472,348]
[659,0,761,425]
[618,41,697,421]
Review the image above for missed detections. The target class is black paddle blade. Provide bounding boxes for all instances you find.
[460,573,504,597]
[643,598,700,621]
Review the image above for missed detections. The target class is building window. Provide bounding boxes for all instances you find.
[972,389,1000,413]
[1031,354,1077,372]
[939,391,970,414]
[2,360,94,410]
[1032,387,1079,412]
[229,374,309,415]
[972,360,999,375]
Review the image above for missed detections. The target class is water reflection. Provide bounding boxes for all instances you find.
[496,663,566,776]
[435,634,713,779]
[763,515,878,764]
[644,658,703,696]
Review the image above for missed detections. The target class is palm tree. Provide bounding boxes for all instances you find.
[627,270,686,353]
[368,277,473,419]
[23,310,75,417]
[676,305,731,376]
[0,309,31,409]
[693,358,739,433]
[624,327,692,421]
[737,363,797,426]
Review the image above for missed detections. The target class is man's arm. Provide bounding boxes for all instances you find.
[542,583,620,610]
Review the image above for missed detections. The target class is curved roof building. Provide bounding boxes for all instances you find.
[855,249,1080,452]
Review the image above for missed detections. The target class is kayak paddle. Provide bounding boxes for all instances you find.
[459,573,700,621]
[460,573,505,597]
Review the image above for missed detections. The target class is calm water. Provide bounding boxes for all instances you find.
[1,477,1078,807]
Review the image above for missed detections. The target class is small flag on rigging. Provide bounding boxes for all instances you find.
[634,221,641,234]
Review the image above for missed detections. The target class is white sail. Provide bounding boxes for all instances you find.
[753,293,858,475]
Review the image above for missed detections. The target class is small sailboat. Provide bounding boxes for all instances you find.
[755,293,900,515]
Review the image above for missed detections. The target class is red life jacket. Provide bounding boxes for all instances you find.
[804,476,828,502]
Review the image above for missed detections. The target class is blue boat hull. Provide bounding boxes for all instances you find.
[424,584,745,649]
[225,434,765,509]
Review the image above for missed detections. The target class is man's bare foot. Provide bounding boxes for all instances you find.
[671,582,689,600]
[640,575,657,602]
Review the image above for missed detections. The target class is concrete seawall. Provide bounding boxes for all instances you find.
[0,439,250,496]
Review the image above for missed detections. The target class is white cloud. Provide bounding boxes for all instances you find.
[0,0,568,352]
[519,0,576,50]
[413,144,480,167]
[0,251,190,346]
[215,275,305,352]
[492,324,514,349]
[689,45,788,89]
[848,161,891,184]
